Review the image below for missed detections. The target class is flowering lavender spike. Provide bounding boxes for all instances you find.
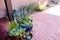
[22,8,24,15]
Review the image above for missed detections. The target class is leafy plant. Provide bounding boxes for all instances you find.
[7,5,33,36]
[8,27,25,36]
[33,2,45,11]
[27,4,35,13]
[16,13,32,26]
[15,6,32,25]
[7,21,16,30]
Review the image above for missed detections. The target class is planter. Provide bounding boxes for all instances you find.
[20,24,33,32]
[8,35,21,40]
[22,32,33,40]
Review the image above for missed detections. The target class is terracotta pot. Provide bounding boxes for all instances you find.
[8,35,21,40]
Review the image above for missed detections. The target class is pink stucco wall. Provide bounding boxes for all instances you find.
[11,0,49,9]
[0,0,49,18]
[0,0,6,18]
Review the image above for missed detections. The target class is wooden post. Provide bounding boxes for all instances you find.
[4,0,14,21]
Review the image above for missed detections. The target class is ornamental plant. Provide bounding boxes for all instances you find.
[7,5,33,36]
[7,21,25,36]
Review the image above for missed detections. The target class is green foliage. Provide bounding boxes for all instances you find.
[16,13,32,25]
[15,6,32,25]
[27,4,35,13]
[20,3,45,13]
[7,4,33,36]
[9,27,25,36]
[19,27,25,34]
[20,4,35,14]
[33,3,45,11]
[8,21,16,30]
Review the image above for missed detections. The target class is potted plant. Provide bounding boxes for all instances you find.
[15,6,33,32]
[6,21,22,40]
[7,6,33,40]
